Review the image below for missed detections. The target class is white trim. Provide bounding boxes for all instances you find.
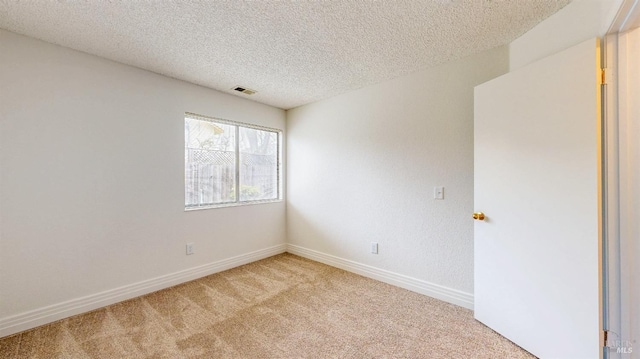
[608,0,640,34]
[286,244,474,310]
[616,27,640,355]
[603,33,623,359]
[0,244,287,338]
[184,198,283,211]
[185,112,282,133]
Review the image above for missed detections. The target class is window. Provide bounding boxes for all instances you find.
[185,113,281,209]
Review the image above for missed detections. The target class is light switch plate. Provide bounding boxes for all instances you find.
[434,186,444,200]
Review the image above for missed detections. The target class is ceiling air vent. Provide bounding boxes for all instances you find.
[233,87,256,95]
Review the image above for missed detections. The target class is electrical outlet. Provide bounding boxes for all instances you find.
[186,243,194,255]
[371,242,378,254]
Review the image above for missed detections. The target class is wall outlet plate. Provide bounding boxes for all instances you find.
[186,243,194,255]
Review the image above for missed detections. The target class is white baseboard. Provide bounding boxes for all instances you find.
[286,244,474,310]
[1,243,473,338]
[0,244,287,338]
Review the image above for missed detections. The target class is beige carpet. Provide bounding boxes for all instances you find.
[0,253,534,358]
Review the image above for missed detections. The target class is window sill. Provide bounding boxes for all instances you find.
[185,199,283,211]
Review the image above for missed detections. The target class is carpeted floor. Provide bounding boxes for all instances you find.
[0,253,534,358]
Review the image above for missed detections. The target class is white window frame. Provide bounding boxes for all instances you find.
[184,112,282,210]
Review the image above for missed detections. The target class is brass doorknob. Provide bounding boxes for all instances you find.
[473,212,485,221]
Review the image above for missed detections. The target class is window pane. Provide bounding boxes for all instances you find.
[185,118,236,206]
[239,127,278,201]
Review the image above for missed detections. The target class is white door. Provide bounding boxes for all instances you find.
[474,38,602,358]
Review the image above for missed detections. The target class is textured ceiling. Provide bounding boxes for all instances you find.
[0,1,570,110]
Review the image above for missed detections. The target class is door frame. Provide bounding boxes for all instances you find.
[602,0,640,357]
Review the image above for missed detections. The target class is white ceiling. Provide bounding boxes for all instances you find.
[0,1,570,110]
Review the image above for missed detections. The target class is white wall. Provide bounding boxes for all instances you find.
[286,46,509,307]
[285,0,626,312]
[509,0,622,71]
[0,29,286,335]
